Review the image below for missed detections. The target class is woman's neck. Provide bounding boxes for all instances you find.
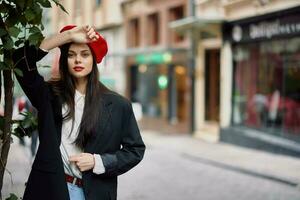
[74,78,87,95]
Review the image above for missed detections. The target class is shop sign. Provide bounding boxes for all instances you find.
[224,8,300,43]
[135,52,172,64]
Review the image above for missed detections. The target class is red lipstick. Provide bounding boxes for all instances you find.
[73,66,84,72]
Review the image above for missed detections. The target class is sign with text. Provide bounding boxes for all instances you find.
[223,7,300,43]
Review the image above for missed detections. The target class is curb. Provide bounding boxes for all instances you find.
[182,152,299,187]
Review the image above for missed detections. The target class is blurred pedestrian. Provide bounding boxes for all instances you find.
[13,25,145,200]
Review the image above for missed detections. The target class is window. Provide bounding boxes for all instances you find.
[232,38,300,140]
[129,18,140,47]
[169,5,185,43]
[147,13,160,45]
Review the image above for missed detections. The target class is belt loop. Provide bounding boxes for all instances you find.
[72,177,77,185]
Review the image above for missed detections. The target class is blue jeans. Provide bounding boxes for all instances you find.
[67,183,85,200]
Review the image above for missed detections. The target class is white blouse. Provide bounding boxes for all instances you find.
[59,90,105,178]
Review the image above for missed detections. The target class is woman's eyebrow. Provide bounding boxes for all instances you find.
[81,50,90,53]
[68,49,90,53]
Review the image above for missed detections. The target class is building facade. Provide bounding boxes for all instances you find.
[172,0,300,156]
[122,0,192,133]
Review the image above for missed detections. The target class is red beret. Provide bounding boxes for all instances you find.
[59,25,108,64]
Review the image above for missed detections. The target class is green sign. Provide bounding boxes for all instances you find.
[135,52,172,64]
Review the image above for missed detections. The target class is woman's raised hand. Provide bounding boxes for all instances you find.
[70,25,99,43]
[40,25,99,51]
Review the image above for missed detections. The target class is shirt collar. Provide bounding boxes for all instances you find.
[75,90,85,103]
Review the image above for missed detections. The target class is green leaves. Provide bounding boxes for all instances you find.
[2,36,14,50]
[8,27,21,38]
[0,0,68,68]
[24,9,36,22]
[51,0,68,14]
[0,3,9,14]
[13,68,23,76]
[14,39,24,47]
[28,31,44,46]
[12,111,38,139]
[38,0,52,8]
[0,28,7,37]
[15,0,26,10]
[29,26,40,34]
[5,193,18,200]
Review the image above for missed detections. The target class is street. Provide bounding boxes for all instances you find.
[119,134,300,200]
[3,132,300,200]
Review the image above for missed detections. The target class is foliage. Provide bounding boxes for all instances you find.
[0,0,67,64]
[5,193,18,200]
[0,0,67,137]
[0,0,68,198]
[12,111,38,138]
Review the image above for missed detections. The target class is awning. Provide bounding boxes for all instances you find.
[169,16,224,35]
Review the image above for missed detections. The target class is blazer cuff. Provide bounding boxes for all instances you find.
[100,153,118,175]
[93,154,105,174]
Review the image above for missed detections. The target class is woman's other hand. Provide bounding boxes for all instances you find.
[69,153,95,172]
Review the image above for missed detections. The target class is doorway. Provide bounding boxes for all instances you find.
[205,49,220,122]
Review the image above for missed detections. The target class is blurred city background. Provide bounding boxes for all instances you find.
[2,0,300,199]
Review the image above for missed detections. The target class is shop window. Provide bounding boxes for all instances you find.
[129,18,140,47]
[169,5,185,43]
[147,13,160,45]
[232,38,300,139]
[133,64,168,118]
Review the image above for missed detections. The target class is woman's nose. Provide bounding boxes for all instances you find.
[75,55,82,63]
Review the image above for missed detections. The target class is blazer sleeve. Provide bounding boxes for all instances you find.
[12,43,49,111]
[100,101,146,176]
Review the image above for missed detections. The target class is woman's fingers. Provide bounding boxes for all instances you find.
[87,32,95,39]
[89,33,99,41]
[70,153,94,171]
[85,26,99,41]
[85,25,91,32]
[71,25,99,43]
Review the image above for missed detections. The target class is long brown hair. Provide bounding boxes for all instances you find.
[49,43,110,149]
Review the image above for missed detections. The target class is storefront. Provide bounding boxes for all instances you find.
[221,6,300,157]
[127,49,191,132]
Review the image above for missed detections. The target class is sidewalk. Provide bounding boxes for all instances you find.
[3,137,32,198]
[3,130,300,198]
[142,130,300,187]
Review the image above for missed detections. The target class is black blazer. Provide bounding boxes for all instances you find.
[12,44,145,200]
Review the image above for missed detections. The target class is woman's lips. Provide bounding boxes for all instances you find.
[73,66,84,72]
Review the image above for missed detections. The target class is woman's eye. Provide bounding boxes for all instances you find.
[82,53,90,57]
[68,54,74,58]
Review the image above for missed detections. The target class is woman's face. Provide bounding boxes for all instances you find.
[67,43,94,80]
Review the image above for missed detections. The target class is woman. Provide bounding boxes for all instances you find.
[13,25,145,200]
